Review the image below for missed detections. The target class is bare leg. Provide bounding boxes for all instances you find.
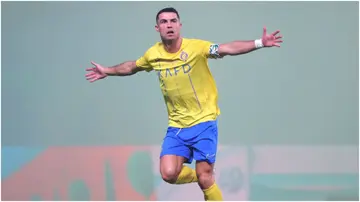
[196,161,223,201]
[160,154,185,184]
[196,161,215,189]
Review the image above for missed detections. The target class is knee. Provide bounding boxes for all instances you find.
[161,167,179,184]
[160,155,185,184]
[197,171,214,189]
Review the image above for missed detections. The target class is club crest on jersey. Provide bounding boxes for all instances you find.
[180,51,188,61]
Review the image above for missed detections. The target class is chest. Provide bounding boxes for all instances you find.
[151,50,201,79]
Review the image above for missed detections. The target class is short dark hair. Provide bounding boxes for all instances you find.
[156,7,180,22]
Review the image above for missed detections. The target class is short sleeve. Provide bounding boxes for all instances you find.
[200,40,222,59]
[135,50,153,72]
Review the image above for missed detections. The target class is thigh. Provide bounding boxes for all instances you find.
[160,127,193,164]
[192,121,218,164]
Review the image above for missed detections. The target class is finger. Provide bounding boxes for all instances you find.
[86,77,95,81]
[273,43,281,47]
[85,72,96,77]
[274,40,283,43]
[271,30,280,36]
[86,74,97,80]
[91,61,98,66]
[263,26,267,36]
[86,68,95,71]
[89,77,99,83]
[275,35,282,39]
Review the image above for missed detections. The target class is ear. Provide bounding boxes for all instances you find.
[155,24,159,32]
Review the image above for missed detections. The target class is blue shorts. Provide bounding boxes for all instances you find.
[160,120,218,164]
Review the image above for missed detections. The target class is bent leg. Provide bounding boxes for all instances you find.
[159,127,197,184]
[160,154,185,183]
[160,155,197,184]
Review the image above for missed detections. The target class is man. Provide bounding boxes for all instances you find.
[85,7,282,201]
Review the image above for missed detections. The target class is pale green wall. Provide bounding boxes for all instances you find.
[2,1,358,146]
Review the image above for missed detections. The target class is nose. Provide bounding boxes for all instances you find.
[166,22,172,28]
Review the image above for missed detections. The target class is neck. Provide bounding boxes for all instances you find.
[162,37,182,53]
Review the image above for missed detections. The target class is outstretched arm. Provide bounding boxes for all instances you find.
[101,61,141,76]
[86,50,152,83]
[218,27,283,57]
[85,61,145,83]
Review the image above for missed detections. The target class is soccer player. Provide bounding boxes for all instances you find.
[85,7,282,201]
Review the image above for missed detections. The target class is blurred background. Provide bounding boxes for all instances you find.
[1,1,359,201]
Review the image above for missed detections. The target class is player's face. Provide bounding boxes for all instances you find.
[156,12,182,41]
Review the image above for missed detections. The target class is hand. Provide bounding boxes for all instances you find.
[85,61,107,83]
[261,27,283,47]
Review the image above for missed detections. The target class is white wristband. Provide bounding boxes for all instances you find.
[255,39,264,49]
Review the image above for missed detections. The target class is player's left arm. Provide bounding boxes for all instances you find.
[218,27,283,57]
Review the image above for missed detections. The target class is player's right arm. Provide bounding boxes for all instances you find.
[102,61,140,75]
[85,50,153,83]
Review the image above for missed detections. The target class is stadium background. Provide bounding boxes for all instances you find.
[2,1,359,201]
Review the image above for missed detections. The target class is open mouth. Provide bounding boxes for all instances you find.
[167,31,174,35]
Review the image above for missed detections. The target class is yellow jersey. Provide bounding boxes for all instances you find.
[135,38,221,128]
